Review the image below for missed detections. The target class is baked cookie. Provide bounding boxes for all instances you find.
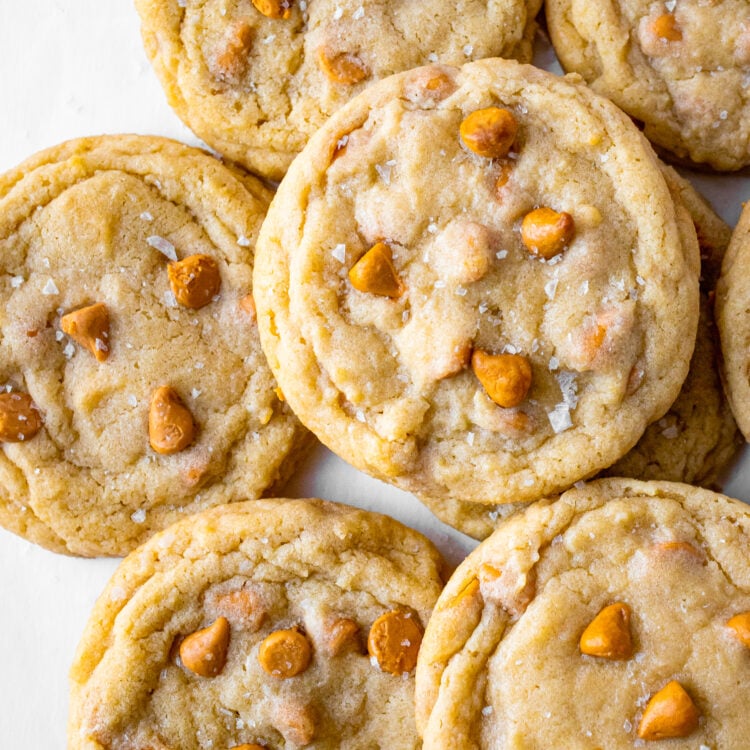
[254,58,700,508]
[546,0,750,171]
[68,498,445,749]
[416,478,750,747]
[716,200,750,440]
[423,166,741,540]
[0,135,307,557]
[134,0,542,180]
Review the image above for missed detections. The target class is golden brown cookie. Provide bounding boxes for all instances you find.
[134,0,542,180]
[416,478,750,747]
[0,135,307,556]
[254,59,700,508]
[546,0,750,170]
[68,498,445,748]
[420,166,740,540]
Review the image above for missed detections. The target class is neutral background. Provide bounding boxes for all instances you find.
[0,1,748,746]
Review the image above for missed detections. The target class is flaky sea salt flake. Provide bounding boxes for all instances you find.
[140,211,154,221]
[63,342,76,359]
[237,234,251,247]
[131,509,147,524]
[147,235,178,261]
[164,290,178,308]
[333,5,343,19]
[353,5,365,19]
[548,403,573,433]
[10,276,24,288]
[42,279,59,295]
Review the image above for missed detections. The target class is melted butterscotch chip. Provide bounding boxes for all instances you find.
[258,628,312,678]
[726,611,750,648]
[317,48,369,85]
[322,617,362,656]
[650,13,682,42]
[0,392,43,443]
[349,242,404,298]
[252,0,292,19]
[148,386,196,455]
[60,302,110,361]
[212,22,254,84]
[367,610,423,675]
[168,254,221,309]
[179,617,231,677]
[210,588,267,632]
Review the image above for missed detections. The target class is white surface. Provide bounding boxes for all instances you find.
[0,2,747,747]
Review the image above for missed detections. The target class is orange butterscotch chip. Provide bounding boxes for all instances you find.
[212,588,267,632]
[239,293,257,319]
[148,386,196,455]
[179,617,230,677]
[650,13,682,42]
[231,745,267,750]
[579,602,634,660]
[61,302,110,362]
[258,628,312,678]
[0,392,43,443]
[322,617,362,657]
[471,350,532,408]
[317,47,369,85]
[367,610,423,675]
[653,540,704,560]
[252,0,292,19]
[637,680,699,741]
[521,207,575,260]
[726,611,750,648]
[213,22,254,84]
[459,107,518,159]
[168,254,221,309]
[349,242,404,298]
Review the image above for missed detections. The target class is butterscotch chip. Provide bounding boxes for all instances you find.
[135,0,543,180]
[637,680,699,741]
[60,302,110,362]
[168,254,221,309]
[459,107,518,159]
[148,386,196,455]
[258,628,312,678]
[0,135,307,557]
[471,350,532,408]
[368,610,424,675]
[520,207,575,260]
[179,617,231,677]
[239,293,257,319]
[415,479,750,746]
[0,392,43,443]
[317,48,370,85]
[579,602,633,660]
[546,0,750,169]
[726,612,750,648]
[69,499,444,748]
[348,242,404,298]
[231,745,266,750]
[253,60,699,508]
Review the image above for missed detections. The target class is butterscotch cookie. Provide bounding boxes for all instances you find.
[254,59,700,508]
[422,166,741,540]
[134,0,542,180]
[716,201,750,440]
[68,498,445,748]
[0,135,307,557]
[416,478,750,747]
[546,0,750,170]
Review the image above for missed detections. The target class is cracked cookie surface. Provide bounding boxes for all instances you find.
[415,478,750,747]
[134,0,542,180]
[253,59,700,508]
[546,0,750,170]
[68,498,445,749]
[0,135,306,556]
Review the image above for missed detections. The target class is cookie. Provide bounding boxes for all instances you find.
[716,200,750,440]
[0,135,307,557]
[546,0,750,171]
[415,478,750,747]
[134,0,542,180]
[253,58,700,508]
[68,498,445,748]
[422,166,741,540]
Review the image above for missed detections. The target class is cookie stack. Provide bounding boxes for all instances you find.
[2,0,750,747]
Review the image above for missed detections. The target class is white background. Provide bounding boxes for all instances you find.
[0,2,748,746]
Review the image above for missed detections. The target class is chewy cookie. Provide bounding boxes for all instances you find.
[68,498,445,748]
[135,0,542,180]
[422,166,741,540]
[546,0,750,171]
[254,59,700,508]
[416,478,750,747]
[0,135,307,557]
[716,201,750,440]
